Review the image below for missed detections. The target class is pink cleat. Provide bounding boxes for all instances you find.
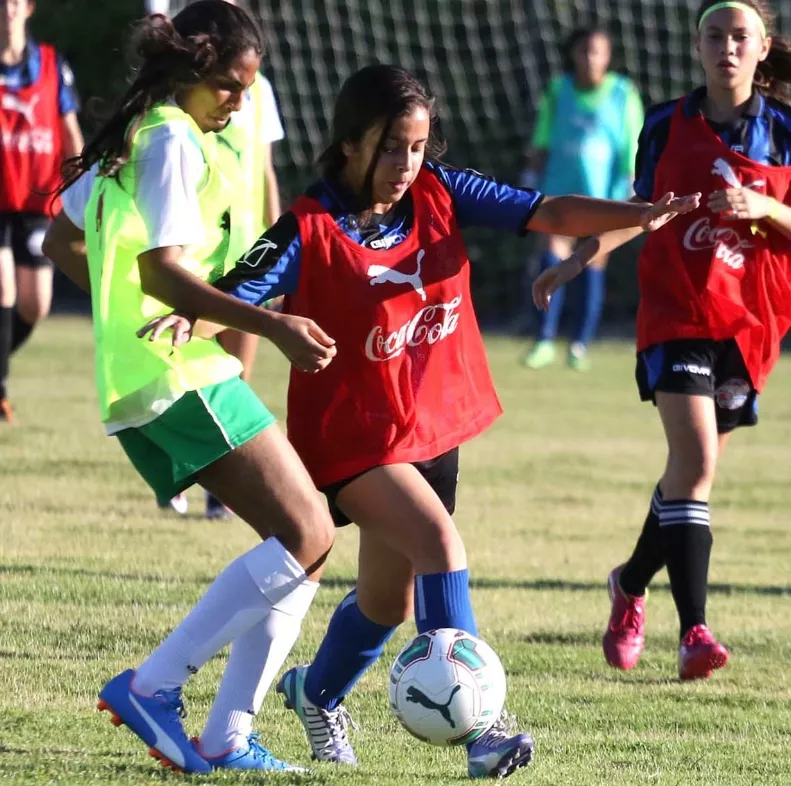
[678,625,729,680]
[602,565,646,671]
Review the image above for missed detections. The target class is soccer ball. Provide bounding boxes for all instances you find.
[388,628,506,746]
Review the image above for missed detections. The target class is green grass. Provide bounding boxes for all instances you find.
[2,317,791,785]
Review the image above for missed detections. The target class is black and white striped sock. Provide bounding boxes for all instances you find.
[658,499,712,638]
[619,484,665,597]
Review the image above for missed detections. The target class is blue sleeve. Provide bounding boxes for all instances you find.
[765,101,791,167]
[214,211,302,304]
[633,101,675,201]
[56,55,79,115]
[425,161,543,235]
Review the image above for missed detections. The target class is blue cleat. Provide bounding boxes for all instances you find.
[97,669,211,774]
[276,665,358,765]
[466,711,535,779]
[197,733,308,772]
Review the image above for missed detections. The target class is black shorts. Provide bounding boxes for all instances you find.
[320,448,460,528]
[636,338,758,434]
[0,212,52,268]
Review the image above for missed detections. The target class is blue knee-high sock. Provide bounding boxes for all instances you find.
[537,251,565,341]
[414,569,477,636]
[304,590,397,710]
[414,571,483,754]
[573,266,605,347]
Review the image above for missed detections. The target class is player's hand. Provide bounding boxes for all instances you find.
[269,313,337,373]
[640,191,701,231]
[708,188,774,221]
[137,313,195,348]
[532,255,585,311]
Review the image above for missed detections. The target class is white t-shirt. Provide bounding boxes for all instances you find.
[62,121,206,253]
[62,82,284,243]
[236,74,285,145]
[144,0,170,14]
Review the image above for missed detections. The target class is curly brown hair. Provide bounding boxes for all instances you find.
[62,0,261,192]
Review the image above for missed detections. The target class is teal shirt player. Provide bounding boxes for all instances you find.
[533,73,644,201]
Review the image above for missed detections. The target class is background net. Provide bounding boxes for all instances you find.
[95,1,791,325]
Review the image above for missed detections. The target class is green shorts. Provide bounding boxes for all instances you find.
[116,376,276,504]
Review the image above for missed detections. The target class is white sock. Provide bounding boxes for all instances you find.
[199,579,318,758]
[133,537,308,697]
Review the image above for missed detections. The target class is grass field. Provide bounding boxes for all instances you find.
[2,316,791,785]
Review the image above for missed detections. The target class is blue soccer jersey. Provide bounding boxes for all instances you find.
[216,161,543,305]
[634,87,791,201]
[0,40,79,115]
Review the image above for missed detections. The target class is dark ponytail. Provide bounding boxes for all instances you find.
[61,0,261,193]
[696,0,791,105]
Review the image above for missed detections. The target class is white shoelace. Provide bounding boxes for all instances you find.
[306,704,358,756]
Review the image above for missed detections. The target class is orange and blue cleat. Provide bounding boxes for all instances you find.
[97,669,210,774]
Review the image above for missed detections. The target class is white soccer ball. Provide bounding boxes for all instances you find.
[388,628,507,746]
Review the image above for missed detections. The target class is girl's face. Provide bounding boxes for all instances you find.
[0,0,34,42]
[177,47,260,133]
[697,7,771,93]
[572,33,611,87]
[342,105,431,209]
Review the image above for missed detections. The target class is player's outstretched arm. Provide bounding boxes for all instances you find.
[532,197,661,312]
[136,247,336,373]
[137,246,285,338]
[528,191,701,237]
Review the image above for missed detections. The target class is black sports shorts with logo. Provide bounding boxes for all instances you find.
[0,213,52,268]
[321,448,460,528]
[636,338,758,434]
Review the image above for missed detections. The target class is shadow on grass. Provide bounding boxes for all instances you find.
[520,631,600,647]
[0,746,168,774]
[0,746,90,756]
[0,649,101,662]
[3,563,791,598]
[597,673,679,686]
[0,745,328,783]
[468,577,791,598]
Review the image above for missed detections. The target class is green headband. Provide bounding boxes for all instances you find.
[698,2,767,38]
